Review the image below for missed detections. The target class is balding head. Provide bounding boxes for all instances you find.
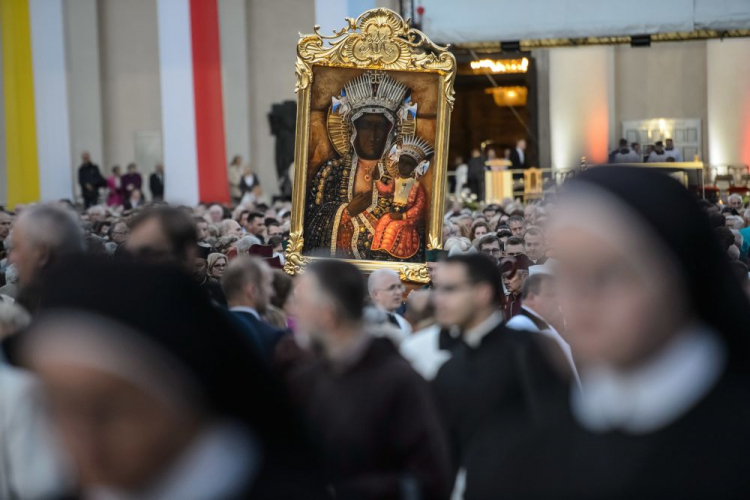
[368,268,404,312]
[10,205,84,286]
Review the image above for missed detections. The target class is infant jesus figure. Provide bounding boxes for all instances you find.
[371,135,433,259]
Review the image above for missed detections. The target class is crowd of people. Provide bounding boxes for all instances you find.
[1,165,750,499]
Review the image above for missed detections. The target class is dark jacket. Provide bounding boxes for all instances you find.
[78,163,105,198]
[509,148,528,169]
[288,336,453,500]
[432,323,568,481]
[231,310,286,362]
[149,172,164,199]
[121,172,143,192]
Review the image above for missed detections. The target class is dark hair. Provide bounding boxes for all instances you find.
[266,219,280,228]
[193,216,207,225]
[619,138,628,147]
[268,235,283,248]
[708,212,726,228]
[470,221,490,240]
[714,226,735,251]
[507,215,525,225]
[129,207,197,263]
[477,234,500,249]
[521,273,552,300]
[505,236,525,250]
[235,210,250,223]
[306,260,366,323]
[697,199,715,212]
[248,212,264,224]
[445,254,503,304]
[271,269,294,309]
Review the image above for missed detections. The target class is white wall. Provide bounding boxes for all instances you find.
[219,0,251,168]
[247,0,315,194]
[707,38,750,167]
[614,40,708,158]
[98,0,162,177]
[549,46,614,169]
[64,0,103,199]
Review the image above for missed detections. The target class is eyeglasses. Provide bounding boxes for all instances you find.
[481,247,502,254]
[213,263,227,269]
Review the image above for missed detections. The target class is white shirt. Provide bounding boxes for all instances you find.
[612,149,641,163]
[230,306,261,320]
[464,311,503,348]
[506,306,580,386]
[399,325,452,380]
[516,147,525,166]
[572,326,726,434]
[664,147,683,162]
[647,151,669,163]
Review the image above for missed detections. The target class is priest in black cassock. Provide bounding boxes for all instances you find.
[287,260,452,500]
[430,254,569,497]
[477,167,750,499]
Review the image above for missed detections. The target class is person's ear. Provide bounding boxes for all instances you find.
[244,282,257,301]
[35,245,51,270]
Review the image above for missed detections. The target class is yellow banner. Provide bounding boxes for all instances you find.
[1,0,39,208]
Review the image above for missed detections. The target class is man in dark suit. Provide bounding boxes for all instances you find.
[509,138,528,170]
[222,255,285,361]
[509,138,528,182]
[466,148,486,201]
[149,163,165,201]
[431,254,568,496]
[77,151,105,208]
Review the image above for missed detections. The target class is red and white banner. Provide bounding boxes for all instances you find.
[158,0,229,205]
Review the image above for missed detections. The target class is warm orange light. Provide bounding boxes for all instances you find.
[485,86,528,107]
[470,57,529,74]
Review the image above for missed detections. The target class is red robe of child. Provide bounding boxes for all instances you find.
[371,181,427,259]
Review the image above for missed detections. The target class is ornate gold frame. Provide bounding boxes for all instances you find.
[284,8,456,283]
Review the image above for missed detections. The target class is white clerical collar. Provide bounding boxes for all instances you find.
[89,421,259,500]
[572,325,726,434]
[464,311,504,348]
[230,306,260,320]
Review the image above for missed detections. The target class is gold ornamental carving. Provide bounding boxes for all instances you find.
[283,231,310,275]
[286,8,455,283]
[295,8,456,109]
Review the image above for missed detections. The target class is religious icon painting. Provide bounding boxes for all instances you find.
[285,8,456,283]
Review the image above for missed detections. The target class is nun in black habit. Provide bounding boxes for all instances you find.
[467,167,750,500]
[14,257,325,499]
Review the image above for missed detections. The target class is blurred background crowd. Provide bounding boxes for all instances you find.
[1,164,749,499]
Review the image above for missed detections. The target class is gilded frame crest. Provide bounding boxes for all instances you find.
[285,8,456,283]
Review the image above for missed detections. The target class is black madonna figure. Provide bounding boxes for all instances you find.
[304,70,423,260]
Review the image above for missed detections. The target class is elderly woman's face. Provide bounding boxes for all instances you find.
[550,206,687,369]
[210,258,227,278]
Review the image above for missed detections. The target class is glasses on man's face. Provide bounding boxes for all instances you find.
[481,247,501,255]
